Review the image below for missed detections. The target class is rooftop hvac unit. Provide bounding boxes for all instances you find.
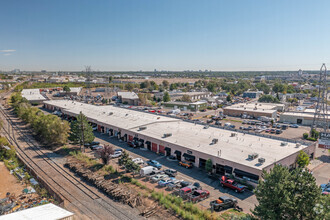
[163,133,172,138]
[258,158,265,164]
[109,112,113,115]
[212,138,218,144]
[281,142,288,146]
[204,125,209,129]
[230,133,237,137]
[139,126,147,131]
[248,153,259,160]
[296,143,301,148]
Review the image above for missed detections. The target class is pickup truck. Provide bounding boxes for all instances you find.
[220,176,246,193]
[210,196,239,211]
[177,182,202,199]
[187,190,210,203]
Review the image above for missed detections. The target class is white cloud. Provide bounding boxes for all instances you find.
[0,49,16,53]
[3,53,12,56]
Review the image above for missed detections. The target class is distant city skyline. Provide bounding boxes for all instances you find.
[1,0,330,71]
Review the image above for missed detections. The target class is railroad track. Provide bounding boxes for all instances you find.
[0,102,137,220]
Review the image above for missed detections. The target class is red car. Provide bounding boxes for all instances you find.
[187,190,210,203]
[220,176,246,193]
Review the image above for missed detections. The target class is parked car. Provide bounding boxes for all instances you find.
[127,141,138,148]
[265,129,271,133]
[270,129,276,133]
[164,169,177,177]
[215,121,222,126]
[210,196,238,211]
[187,190,210,203]
[150,174,168,182]
[290,124,299,128]
[115,148,123,152]
[158,178,176,187]
[220,176,246,193]
[140,166,159,176]
[132,158,144,165]
[147,160,162,169]
[85,141,100,148]
[110,151,122,158]
[321,182,330,195]
[91,145,103,151]
[275,129,282,134]
[179,161,193,169]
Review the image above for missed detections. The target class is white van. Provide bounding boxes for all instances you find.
[140,166,158,176]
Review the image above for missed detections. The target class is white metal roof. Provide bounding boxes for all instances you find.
[44,100,309,170]
[21,89,46,101]
[0,203,74,220]
[117,92,139,99]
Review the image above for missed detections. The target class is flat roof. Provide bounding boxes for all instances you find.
[45,100,309,170]
[21,89,47,101]
[0,203,74,220]
[224,106,276,114]
[227,102,284,111]
[117,92,139,99]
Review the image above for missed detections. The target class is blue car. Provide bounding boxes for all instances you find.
[290,124,299,128]
[158,178,176,187]
[147,160,162,169]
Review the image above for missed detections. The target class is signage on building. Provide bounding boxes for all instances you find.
[319,132,330,149]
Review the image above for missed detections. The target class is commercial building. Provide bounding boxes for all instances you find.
[279,111,330,126]
[117,92,139,105]
[163,101,207,111]
[242,91,263,99]
[44,100,315,184]
[170,92,211,101]
[0,203,74,220]
[21,89,47,104]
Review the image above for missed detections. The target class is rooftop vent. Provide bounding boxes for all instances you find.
[204,125,209,129]
[258,158,265,164]
[230,133,237,137]
[212,138,218,144]
[281,142,288,146]
[139,126,147,131]
[109,112,113,115]
[248,153,259,160]
[296,143,301,148]
[163,133,172,138]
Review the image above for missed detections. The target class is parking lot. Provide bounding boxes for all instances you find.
[92,132,258,213]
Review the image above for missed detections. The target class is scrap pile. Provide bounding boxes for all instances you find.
[66,159,144,209]
[0,192,50,215]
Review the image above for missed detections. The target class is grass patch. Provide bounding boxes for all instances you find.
[223,118,242,123]
[69,150,99,166]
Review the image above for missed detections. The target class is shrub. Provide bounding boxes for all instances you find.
[303,133,309,139]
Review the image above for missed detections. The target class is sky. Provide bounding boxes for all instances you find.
[1,0,330,71]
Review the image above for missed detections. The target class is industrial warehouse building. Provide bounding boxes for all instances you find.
[44,100,315,184]
[280,111,330,126]
[21,89,47,104]
[223,102,287,119]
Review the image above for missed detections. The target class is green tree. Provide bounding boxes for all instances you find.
[207,82,216,93]
[163,92,170,102]
[255,83,270,94]
[169,83,177,91]
[63,85,71,93]
[311,129,319,139]
[205,159,213,173]
[253,165,321,220]
[124,83,134,91]
[181,94,191,102]
[118,150,130,166]
[258,95,279,103]
[69,112,95,152]
[272,82,286,94]
[296,151,310,168]
[226,94,232,102]
[162,80,169,88]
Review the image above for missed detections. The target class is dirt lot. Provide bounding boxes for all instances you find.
[0,162,26,198]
